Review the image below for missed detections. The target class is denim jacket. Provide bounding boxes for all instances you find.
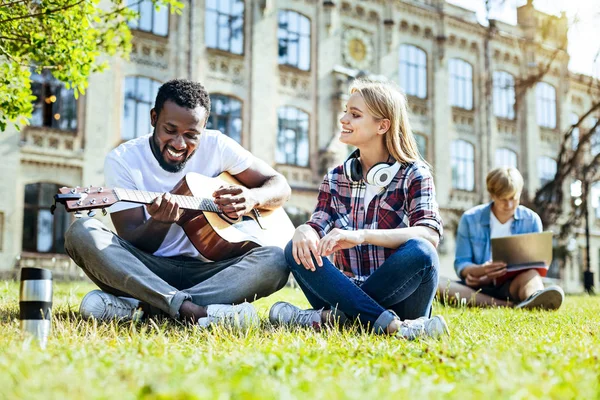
[454,202,543,278]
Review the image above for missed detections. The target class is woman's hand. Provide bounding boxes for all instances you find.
[292,225,322,271]
[317,228,365,257]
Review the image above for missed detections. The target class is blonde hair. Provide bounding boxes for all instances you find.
[349,79,423,165]
[486,167,524,198]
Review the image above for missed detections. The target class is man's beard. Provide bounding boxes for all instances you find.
[150,129,195,173]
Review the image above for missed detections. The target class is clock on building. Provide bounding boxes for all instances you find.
[342,29,374,70]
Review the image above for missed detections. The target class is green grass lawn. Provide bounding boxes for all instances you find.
[1,281,599,400]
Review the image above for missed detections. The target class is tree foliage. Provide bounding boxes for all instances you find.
[0,0,183,131]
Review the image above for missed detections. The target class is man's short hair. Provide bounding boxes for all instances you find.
[486,167,524,199]
[154,79,211,117]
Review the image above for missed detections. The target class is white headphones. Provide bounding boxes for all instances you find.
[343,150,401,187]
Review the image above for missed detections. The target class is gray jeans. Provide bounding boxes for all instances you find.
[64,218,289,318]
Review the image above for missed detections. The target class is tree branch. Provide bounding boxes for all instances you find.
[515,40,567,101]
[0,35,29,42]
[0,0,28,7]
[0,0,86,25]
[100,0,144,18]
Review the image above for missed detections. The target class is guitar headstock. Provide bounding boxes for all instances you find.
[54,186,117,213]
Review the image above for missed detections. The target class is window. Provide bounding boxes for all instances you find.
[537,156,557,187]
[495,148,517,168]
[399,45,427,99]
[493,71,515,119]
[449,59,473,110]
[278,10,311,71]
[205,0,244,54]
[207,95,242,144]
[591,118,600,156]
[122,76,161,141]
[276,107,309,167]
[30,70,77,131]
[451,140,475,191]
[536,82,556,128]
[571,113,580,150]
[127,0,169,36]
[414,133,427,160]
[22,183,70,254]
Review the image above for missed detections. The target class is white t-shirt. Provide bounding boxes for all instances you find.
[490,212,513,239]
[363,183,383,213]
[104,130,254,260]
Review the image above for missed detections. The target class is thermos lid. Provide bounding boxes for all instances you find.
[20,268,52,281]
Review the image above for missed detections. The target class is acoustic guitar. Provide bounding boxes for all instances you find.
[53,172,296,261]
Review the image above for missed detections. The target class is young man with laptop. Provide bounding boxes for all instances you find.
[438,167,564,310]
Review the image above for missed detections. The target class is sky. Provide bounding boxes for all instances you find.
[448,0,600,78]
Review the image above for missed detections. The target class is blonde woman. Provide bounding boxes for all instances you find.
[269,79,449,339]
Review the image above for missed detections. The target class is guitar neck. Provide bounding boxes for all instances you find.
[114,188,220,213]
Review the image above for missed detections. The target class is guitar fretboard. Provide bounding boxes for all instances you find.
[114,188,220,213]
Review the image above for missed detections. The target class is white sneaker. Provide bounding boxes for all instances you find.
[516,285,564,310]
[398,315,450,340]
[79,290,143,321]
[269,301,322,329]
[197,302,259,330]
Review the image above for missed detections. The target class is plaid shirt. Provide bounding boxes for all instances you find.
[306,161,443,281]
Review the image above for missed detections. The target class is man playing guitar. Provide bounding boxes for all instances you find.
[64,79,292,329]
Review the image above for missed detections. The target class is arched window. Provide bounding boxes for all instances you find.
[537,156,557,187]
[122,76,161,141]
[571,113,580,150]
[205,0,244,54]
[451,140,475,191]
[30,70,77,131]
[536,82,556,128]
[278,10,311,71]
[493,71,515,119]
[399,45,427,98]
[207,94,243,144]
[495,148,517,168]
[414,133,427,160]
[22,183,70,254]
[276,107,309,167]
[449,58,473,110]
[127,0,169,36]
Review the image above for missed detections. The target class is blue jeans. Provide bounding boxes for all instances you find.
[285,237,439,333]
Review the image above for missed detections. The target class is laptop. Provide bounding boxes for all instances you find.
[491,231,553,273]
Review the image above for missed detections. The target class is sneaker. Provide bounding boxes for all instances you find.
[398,315,450,340]
[79,290,143,321]
[516,285,564,310]
[197,302,259,330]
[269,301,322,329]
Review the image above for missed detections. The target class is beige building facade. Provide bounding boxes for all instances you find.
[2,0,599,291]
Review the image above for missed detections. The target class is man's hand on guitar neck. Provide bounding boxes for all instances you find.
[111,191,182,254]
[213,185,259,219]
[146,192,182,224]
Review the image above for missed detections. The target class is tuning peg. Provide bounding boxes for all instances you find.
[88,210,96,218]
[74,211,83,218]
